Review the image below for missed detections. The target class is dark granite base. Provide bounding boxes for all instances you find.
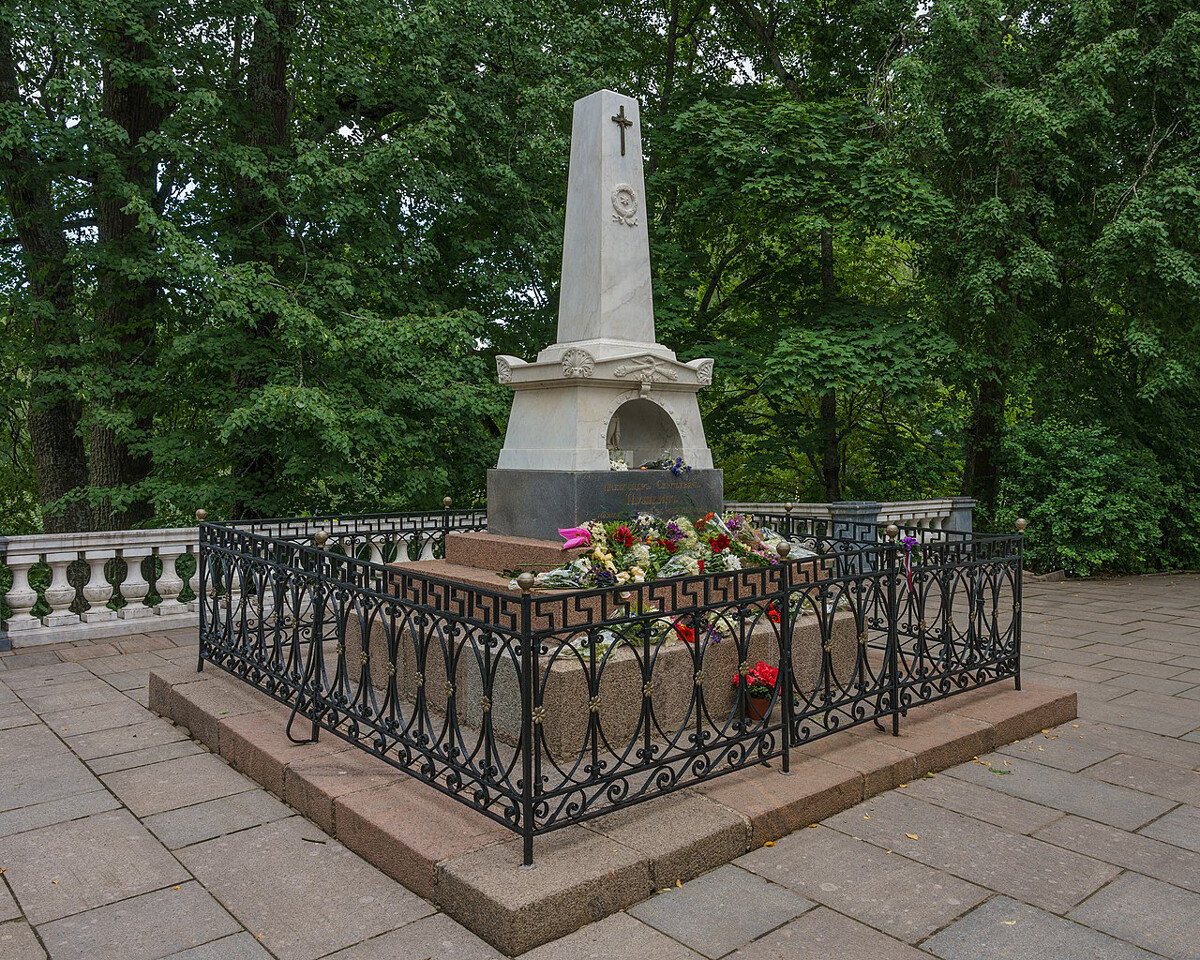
[487,468,724,540]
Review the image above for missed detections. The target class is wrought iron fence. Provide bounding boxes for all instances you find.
[198,511,1021,864]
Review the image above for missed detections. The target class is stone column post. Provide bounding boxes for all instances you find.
[944,497,976,534]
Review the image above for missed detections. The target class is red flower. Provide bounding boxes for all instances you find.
[614,526,634,547]
[766,603,780,624]
[711,534,731,553]
[659,538,678,554]
[698,559,705,573]
[733,660,780,692]
[673,623,696,644]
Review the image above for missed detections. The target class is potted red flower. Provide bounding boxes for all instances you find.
[732,660,778,722]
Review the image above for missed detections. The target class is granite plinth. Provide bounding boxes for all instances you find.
[487,468,724,541]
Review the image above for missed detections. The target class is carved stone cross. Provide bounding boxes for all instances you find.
[611,105,632,156]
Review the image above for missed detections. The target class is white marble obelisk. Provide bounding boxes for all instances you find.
[488,90,722,538]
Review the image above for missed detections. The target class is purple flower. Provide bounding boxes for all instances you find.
[901,536,918,549]
[665,521,685,542]
[726,514,743,534]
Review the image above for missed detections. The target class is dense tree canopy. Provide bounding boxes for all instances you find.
[2,0,1197,574]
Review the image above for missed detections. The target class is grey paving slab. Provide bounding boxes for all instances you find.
[516,912,698,960]
[17,680,129,714]
[901,769,1065,833]
[1035,814,1200,894]
[41,698,154,738]
[0,703,40,731]
[36,881,242,960]
[0,878,19,922]
[161,933,274,959]
[735,826,985,943]
[924,895,1159,960]
[101,752,253,817]
[143,789,292,849]
[82,651,173,676]
[1085,752,1200,806]
[0,808,188,924]
[1101,673,1197,696]
[178,817,433,960]
[0,752,98,814]
[826,793,1119,912]
[1069,871,1200,960]
[727,906,930,960]
[993,726,1118,772]
[1081,695,1200,738]
[103,668,153,691]
[0,789,121,839]
[85,738,204,776]
[0,723,69,765]
[947,753,1175,830]
[0,920,46,959]
[1139,803,1200,853]
[62,716,188,761]
[628,864,813,959]
[0,662,89,690]
[1070,718,1200,769]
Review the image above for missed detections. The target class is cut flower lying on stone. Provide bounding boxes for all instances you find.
[531,512,816,589]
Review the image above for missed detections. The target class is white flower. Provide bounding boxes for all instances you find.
[726,554,742,570]
[616,571,630,584]
[633,543,651,565]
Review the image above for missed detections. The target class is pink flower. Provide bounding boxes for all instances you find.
[558,526,592,551]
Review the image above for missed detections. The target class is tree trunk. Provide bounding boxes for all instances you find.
[89,12,169,529]
[962,373,1005,522]
[228,0,296,518]
[0,21,91,533]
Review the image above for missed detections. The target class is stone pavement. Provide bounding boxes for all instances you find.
[0,574,1197,960]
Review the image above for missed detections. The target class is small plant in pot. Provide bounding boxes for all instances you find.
[732,660,778,722]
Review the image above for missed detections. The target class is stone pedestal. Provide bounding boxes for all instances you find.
[487,468,724,541]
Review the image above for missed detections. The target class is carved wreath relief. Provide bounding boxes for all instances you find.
[561,348,595,378]
[611,183,638,227]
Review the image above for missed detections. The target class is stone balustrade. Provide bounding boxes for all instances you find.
[725,497,977,533]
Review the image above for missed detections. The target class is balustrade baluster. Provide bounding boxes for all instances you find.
[81,551,119,623]
[3,552,43,636]
[155,545,187,613]
[117,548,157,619]
[42,551,81,628]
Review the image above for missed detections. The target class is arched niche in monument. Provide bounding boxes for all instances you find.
[606,398,682,466]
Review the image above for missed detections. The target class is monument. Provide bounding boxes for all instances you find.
[488,89,723,540]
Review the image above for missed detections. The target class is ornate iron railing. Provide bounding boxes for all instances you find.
[198,512,1021,864]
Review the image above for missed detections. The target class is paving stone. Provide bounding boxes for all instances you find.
[101,752,253,817]
[0,752,98,814]
[0,808,188,923]
[516,912,699,960]
[901,772,1064,833]
[726,906,930,960]
[36,881,242,960]
[161,933,274,959]
[80,651,170,676]
[692,757,862,846]
[0,921,46,959]
[994,726,1119,772]
[55,642,120,661]
[0,789,121,839]
[1098,657,1193,679]
[1085,752,1200,805]
[101,668,152,691]
[1139,803,1200,853]
[1071,718,1200,769]
[179,817,433,960]
[0,722,69,764]
[0,662,87,692]
[18,679,129,714]
[437,825,652,957]
[0,877,19,922]
[63,716,188,760]
[947,752,1174,830]
[86,738,204,775]
[736,825,985,943]
[924,894,1159,960]
[1103,673,1198,696]
[826,792,1119,912]
[582,791,749,889]
[143,788,292,849]
[41,697,153,738]
[629,864,812,959]
[1025,662,1125,684]
[1068,871,1200,960]
[0,703,39,730]
[327,913,506,960]
[1,650,67,671]
[333,777,512,901]
[1034,814,1200,894]
[115,634,178,654]
[941,684,1077,747]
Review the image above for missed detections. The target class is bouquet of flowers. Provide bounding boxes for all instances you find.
[536,512,814,590]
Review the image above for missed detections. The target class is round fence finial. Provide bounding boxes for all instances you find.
[314,530,329,548]
[443,496,453,509]
[1016,517,1027,534]
[784,502,795,515]
[775,541,791,560]
[885,523,900,541]
[517,572,536,594]
[195,509,207,523]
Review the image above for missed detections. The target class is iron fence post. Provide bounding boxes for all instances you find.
[517,572,536,867]
[1015,518,1026,691]
[775,542,793,774]
[196,510,207,672]
[0,536,10,653]
[885,524,901,737]
[442,496,453,557]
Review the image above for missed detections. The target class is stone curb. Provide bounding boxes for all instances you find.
[148,668,1076,956]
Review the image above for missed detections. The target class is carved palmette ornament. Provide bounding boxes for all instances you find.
[611,183,638,227]
[496,357,512,384]
[696,359,714,385]
[561,348,595,378]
